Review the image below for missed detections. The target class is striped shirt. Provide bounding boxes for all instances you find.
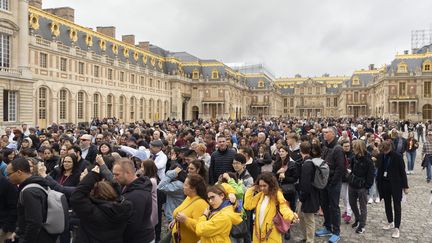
[422,140,432,157]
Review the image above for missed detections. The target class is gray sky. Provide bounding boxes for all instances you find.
[43,0,432,78]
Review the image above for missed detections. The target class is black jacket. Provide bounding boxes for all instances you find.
[273,157,298,185]
[376,151,409,202]
[44,156,60,174]
[83,145,98,164]
[322,139,346,186]
[209,148,236,184]
[246,159,260,181]
[299,157,320,213]
[348,154,375,189]
[122,176,155,243]
[0,174,18,233]
[70,172,132,243]
[17,176,57,243]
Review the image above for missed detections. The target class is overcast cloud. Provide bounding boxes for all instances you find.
[44,0,432,77]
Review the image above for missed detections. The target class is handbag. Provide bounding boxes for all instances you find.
[273,204,291,234]
[279,183,296,196]
[230,218,248,238]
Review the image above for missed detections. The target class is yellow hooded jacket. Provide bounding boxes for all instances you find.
[172,196,209,243]
[196,204,243,243]
[244,187,295,243]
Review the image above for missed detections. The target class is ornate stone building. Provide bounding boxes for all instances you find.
[1,0,432,130]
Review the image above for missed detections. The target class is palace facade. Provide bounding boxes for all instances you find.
[1,0,432,129]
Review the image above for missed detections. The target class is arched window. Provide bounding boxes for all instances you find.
[258,80,264,88]
[423,60,432,72]
[93,93,100,119]
[192,69,199,79]
[130,97,136,120]
[59,89,68,120]
[140,98,145,120]
[119,96,125,120]
[164,100,169,119]
[149,99,154,120]
[77,91,85,119]
[107,94,113,118]
[352,76,360,85]
[38,87,47,119]
[156,100,162,120]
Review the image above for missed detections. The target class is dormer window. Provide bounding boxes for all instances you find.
[423,60,432,72]
[211,70,219,79]
[397,62,408,73]
[352,76,360,85]
[258,80,264,88]
[192,69,199,79]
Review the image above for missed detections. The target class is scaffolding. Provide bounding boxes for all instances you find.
[411,28,432,50]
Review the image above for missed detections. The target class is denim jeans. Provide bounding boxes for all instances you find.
[406,150,416,171]
[426,156,432,181]
[320,181,342,235]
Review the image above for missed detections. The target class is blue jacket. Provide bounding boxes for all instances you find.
[157,170,185,221]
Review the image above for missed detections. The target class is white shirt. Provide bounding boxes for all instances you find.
[259,196,270,227]
[153,151,167,180]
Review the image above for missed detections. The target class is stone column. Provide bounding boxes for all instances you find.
[18,0,31,78]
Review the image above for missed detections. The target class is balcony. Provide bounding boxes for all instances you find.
[251,102,270,107]
[388,95,417,101]
[0,67,23,78]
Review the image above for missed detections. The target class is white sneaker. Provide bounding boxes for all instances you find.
[392,228,400,238]
[375,198,380,203]
[383,222,394,230]
[368,198,373,204]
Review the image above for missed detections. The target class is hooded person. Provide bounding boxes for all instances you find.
[70,166,132,243]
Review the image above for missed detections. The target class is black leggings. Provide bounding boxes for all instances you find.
[381,181,402,228]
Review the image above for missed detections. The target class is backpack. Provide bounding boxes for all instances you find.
[310,158,329,189]
[19,183,69,234]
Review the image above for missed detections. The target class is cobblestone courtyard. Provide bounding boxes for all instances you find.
[288,142,432,243]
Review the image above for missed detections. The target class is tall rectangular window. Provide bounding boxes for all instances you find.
[131,74,135,84]
[354,92,359,103]
[425,81,432,98]
[284,98,288,107]
[140,76,145,86]
[94,65,99,77]
[39,88,47,119]
[78,62,84,74]
[0,34,10,68]
[334,97,338,107]
[0,0,9,10]
[93,94,99,118]
[3,90,16,122]
[59,90,67,120]
[120,71,124,82]
[290,98,294,107]
[77,92,84,119]
[107,68,113,80]
[399,82,406,96]
[326,97,330,107]
[60,58,67,72]
[308,87,312,94]
[40,53,47,68]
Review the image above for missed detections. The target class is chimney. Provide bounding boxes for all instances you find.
[96,26,116,38]
[369,64,375,70]
[122,35,135,45]
[138,41,150,51]
[404,50,409,55]
[29,0,42,8]
[44,7,75,22]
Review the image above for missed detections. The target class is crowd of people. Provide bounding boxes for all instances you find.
[0,117,427,243]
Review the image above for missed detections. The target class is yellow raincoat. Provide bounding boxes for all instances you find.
[244,187,295,243]
[172,196,209,243]
[196,204,243,243]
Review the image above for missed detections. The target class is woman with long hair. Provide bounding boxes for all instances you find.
[50,153,80,187]
[348,139,375,234]
[196,185,242,243]
[171,174,209,242]
[187,159,208,182]
[140,159,159,228]
[273,146,298,211]
[244,172,297,243]
[406,131,418,174]
[70,166,132,243]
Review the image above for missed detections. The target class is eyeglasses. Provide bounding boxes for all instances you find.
[6,170,18,177]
